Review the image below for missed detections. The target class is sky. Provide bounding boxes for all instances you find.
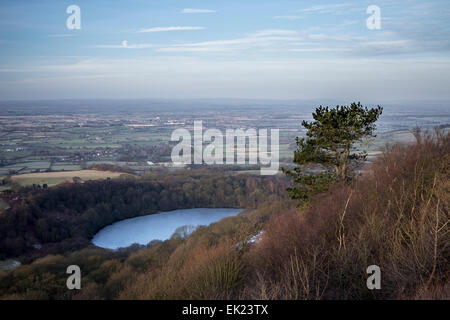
[0,0,450,101]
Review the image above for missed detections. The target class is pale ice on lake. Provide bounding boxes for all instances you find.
[92,208,242,249]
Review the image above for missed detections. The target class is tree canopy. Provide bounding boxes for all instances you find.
[284,102,383,203]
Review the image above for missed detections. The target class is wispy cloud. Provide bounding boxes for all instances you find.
[138,26,204,33]
[181,9,216,13]
[297,3,351,13]
[48,34,75,38]
[352,39,428,56]
[290,47,351,52]
[157,30,301,52]
[274,15,304,20]
[95,40,154,49]
[252,29,299,37]
[307,33,365,42]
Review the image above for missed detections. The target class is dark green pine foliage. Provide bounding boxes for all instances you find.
[284,102,383,204]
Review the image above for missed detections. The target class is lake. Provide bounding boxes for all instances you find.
[92,208,242,249]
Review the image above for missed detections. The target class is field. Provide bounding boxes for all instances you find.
[11,170,128,187]
[0,101,449,182]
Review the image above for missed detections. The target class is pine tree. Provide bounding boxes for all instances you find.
[284,102,383,204]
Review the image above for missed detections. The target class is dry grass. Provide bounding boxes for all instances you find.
[120,241,243,300]
[11,170,127,187]
[245,129,449,299]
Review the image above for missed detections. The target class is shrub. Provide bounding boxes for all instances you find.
[246,129,449,299]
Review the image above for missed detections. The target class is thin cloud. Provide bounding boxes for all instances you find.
[95,40,154,49]
[252,29,299,37]
[291,47,351,52]
[157,30,301,52]
[138,26,204,33]
[182,9,216,13]
[274,15,304,20]
[297,3,351,13]
[307,33,365,42]
[48,34,76,38]
[352,40,422,56]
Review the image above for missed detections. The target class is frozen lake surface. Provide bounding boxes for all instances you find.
[92,208,242,249]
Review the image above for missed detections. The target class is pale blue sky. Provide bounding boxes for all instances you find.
[1,0,450,100]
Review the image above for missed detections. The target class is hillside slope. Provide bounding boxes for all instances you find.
[0,130,448,300]
[121,129,449,300]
